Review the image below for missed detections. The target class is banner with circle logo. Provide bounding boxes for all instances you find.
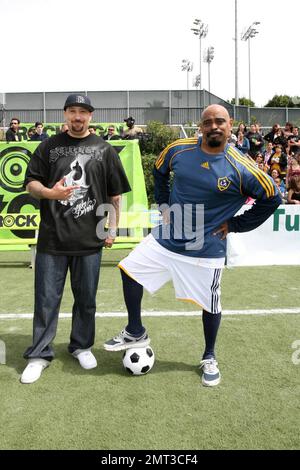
[0,140,148,250]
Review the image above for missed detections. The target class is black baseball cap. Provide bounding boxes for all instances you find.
[124,116,135,123]
[64,94,94,112]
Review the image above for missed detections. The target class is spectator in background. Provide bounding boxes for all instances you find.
[263,142,274,165]
[273,128,287,151]
[283,122,294,139]
[235,131,250,155]
[235,122,247,137]
[287,127,300,155]
[246,124,264,157]
[271,168,282,181]
[286,152,300,186]
[264,124,287,150]
[60,123,69,133]
[6,118,22,142]
[254,153,264,167]
[289,153,300,175]
[103,125,121,141]
[267,145,287,176]
[274,176,287,203]
[256,161,268,173]
[287,174,300,204]
[194,125,202,139]
[88,126,96,135]
[227,131,237,146]
[271,168,286,195]
[264,123,281,144]
[255,122,264,137]
[27,128,36,140]
[123,116,143,139]
[30,122,48,142]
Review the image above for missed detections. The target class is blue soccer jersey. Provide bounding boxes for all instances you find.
[152,138,281,258]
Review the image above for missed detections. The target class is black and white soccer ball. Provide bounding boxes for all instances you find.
[122,346,155,375]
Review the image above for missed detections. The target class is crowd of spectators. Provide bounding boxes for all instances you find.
[227,121,300,204]
[2,115,144,142]
[2,115,300,205]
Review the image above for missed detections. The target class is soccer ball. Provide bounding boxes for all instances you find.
[122,346,155,375]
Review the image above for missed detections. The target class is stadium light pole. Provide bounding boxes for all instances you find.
[241,21,260,104]
[193,74,201,122]
[193,74,201,89]
[191,19,208,111]
[181,59,193,123]
[203,47,215,103]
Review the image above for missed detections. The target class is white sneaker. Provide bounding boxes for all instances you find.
[20,358,50,384]
[72,349,97,369]
[104,329,150,352]
[199,358,221,387]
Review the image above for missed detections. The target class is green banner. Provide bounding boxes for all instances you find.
[0,140,149,250]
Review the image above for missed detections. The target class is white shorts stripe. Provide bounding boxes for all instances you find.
[210,269,221,314]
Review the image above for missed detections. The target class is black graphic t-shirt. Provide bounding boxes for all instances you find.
[25,133,131,255]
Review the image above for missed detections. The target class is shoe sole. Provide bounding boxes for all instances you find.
[78,362,97,370]
[104,338,150,352]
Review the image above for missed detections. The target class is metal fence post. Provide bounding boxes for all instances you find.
[169,90,172,125]
[127,91,130,117]
[43,92,46,124]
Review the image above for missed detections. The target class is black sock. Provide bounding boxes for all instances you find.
[202,310,221,360]
[121,269,144,336]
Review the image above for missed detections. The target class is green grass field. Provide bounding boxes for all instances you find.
[0,250,300,450]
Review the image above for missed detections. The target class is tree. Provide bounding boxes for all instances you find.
[141,121,179,156]
[139,121,179,206]
[230,97,255,107]
[264,95,295,108]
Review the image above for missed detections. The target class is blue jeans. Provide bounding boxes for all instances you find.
[23,251,102,360]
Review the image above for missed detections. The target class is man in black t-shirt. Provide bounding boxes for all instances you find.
[287,127,300,155]
[245,124,264,157]
[6,117,22,142]
[20,94,131,384]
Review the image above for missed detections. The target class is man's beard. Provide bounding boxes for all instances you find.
[206,134,223,148]
[207,138,222,148]
[71,122,84,133]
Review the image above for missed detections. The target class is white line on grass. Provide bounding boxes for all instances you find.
[0,308,300,320]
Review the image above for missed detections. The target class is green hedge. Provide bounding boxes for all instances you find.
[141,154,157,207]
[140,121,179,206]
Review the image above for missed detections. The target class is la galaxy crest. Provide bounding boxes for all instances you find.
[217,177,231,192]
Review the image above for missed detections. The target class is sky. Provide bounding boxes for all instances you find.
[1,0,299,107]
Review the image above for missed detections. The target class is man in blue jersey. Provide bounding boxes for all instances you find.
[104,105,281,386]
